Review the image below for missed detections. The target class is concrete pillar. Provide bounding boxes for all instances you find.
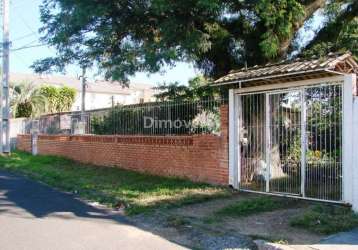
[352,97,358,212]
[343,74,356,209]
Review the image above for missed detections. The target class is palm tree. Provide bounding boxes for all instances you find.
[10,82,48,118]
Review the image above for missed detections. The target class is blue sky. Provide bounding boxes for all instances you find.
[9,0,197,85]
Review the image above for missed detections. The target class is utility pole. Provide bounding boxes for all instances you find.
[111,95,114,108]
[1,0,10,154]
[79,66,87,121]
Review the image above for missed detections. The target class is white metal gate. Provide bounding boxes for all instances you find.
[238,83,343,202]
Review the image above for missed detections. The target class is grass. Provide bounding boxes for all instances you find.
[0,151,230,215]
[290,205,358,234]
[214,196,299,217]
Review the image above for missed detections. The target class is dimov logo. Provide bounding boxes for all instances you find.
[144,116,192,129]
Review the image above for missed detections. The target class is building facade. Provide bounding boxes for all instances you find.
[10,73,157,111]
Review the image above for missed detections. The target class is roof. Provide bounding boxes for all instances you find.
[9,73,155,95]
[213,52,358,87]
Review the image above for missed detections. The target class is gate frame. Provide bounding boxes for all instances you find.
[229,74,356,208]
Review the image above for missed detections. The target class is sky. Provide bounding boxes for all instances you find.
[8,0,325,86]
[9,0,197,86]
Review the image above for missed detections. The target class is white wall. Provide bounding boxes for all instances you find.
[72,93,130,111]
[352,97,358,212]
[71,90,154,111]
[9,118,27,149]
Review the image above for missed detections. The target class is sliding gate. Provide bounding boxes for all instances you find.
[239,83,343,202]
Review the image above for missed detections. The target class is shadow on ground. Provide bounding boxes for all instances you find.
[0,170,254,250]
[2,169,356,250]
[0,171,128,221]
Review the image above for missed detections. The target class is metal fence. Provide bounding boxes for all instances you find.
[239,82,343,202]
[24,98,227,136]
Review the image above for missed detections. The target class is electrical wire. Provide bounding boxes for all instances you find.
[11,43,46,52]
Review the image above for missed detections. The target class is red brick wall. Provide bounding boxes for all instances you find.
[17,105,229,185]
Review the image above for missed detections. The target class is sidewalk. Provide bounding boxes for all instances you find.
[256,228,358,250]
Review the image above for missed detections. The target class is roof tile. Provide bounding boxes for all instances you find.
[214,52,356,85]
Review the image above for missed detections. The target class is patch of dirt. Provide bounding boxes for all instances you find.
[131,210,256,250]
[130,194,325,249]
[220,207,322,244]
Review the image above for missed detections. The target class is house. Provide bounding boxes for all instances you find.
[10,73,158,111]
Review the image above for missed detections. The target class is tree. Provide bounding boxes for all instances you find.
[302,1,357,59]
[39,85,58,113]
[10,82,48,118]
[33,0,357,83]
[59,86,77,111]
[40,85,76,113]
[154,75,220,101]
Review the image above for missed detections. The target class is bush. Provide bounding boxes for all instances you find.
[90,100,224,135]
[191,109,221,135]
[16,102,33,118]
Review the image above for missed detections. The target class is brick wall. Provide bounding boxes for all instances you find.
[17,105,229,185]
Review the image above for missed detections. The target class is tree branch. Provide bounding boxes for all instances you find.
[279,0,326,57]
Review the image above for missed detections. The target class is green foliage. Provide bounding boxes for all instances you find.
[155,76,220,101]
[290,205,358,234]
[303,1,358,59]
[58,86,76,112]
[10,82,48,118]
[33,0,352,81]
[91,99,224,135]
[91,106,145,135]
[275,85,342,166]
[11,82,76,117]
[39,86,58,113]
[191,108,221,135]
[0,151,229,215]
[256,0,304,58]
[215,196,298,217]
[40,85,76,113]
[16,102,33,118]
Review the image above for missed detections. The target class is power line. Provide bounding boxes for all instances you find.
[12,44,46,51]
[12,31,38,42]
[11,43,46,51]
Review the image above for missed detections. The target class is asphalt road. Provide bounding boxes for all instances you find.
[0,170,187,250]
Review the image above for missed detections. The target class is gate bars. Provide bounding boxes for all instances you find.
[237,82,343,202]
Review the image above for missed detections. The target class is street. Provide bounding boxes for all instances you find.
[0,170,187,250]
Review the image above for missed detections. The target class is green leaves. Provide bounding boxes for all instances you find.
[10,83,48,118]
[34,0,355,81]
[10,83,77,118]
[256,0,304,58]
[154,75,219,101]
[40,85,76,113]
[303,0,358,59]
[259,32,280,58]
